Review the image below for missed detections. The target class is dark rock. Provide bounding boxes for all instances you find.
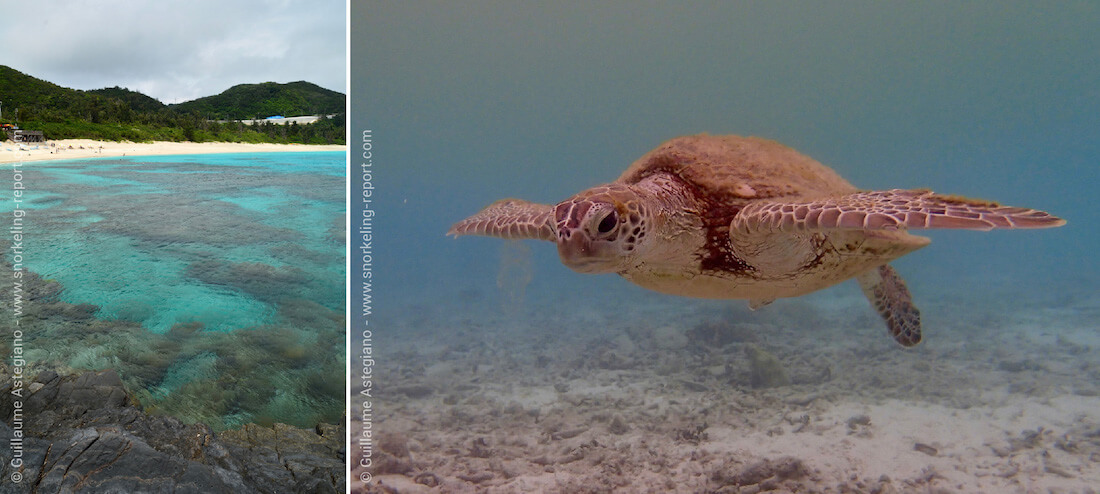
[674,422,709,444]
[549,427,587,441]
[746,344,790,389]
[217,423,345,493]
[370,451,414,476]
[415,472,442,487]
[608,415,630,435]
[846,414,872,429]
[0,368,344,493]
[392,384,434,398]
[457,471,494,484]
[713,456,808,487]
[468,437,493,457]
[34,427,247,493]
[914,442,938,456]
[34,370,59,385]
[377,432,410,458]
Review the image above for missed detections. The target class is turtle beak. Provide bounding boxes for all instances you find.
[557,229,591,268]
[557,228,616,273]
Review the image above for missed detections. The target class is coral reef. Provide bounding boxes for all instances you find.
[185,259,310,303]
[0,155,345,432]
[0,258,344,431]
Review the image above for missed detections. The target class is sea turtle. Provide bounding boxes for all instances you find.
[449,135,1065,346]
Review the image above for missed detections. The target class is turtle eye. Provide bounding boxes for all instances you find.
[596,211,618,235]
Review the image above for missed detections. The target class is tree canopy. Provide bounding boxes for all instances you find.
[0,65,345,144]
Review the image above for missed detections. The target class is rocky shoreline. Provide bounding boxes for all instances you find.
[0,367,344,493]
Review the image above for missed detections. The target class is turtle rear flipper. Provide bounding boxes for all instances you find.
[734,189,1066,233]
[448,199,556,241]
[857,264,921,347]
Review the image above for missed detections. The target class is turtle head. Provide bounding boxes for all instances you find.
[553,184,650,273]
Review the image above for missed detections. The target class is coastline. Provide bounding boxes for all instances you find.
[0,138,346,164]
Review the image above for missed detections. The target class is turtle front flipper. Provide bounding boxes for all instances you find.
[857,264,921,347]
[449,199,556,241]
[734,189,1066,233]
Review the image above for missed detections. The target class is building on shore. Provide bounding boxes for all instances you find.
[10,130,45,142]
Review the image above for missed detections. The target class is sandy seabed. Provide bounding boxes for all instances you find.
[1,138,345,164]
[353,276,1100,493]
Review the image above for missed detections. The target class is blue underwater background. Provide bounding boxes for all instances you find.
[1,152,345,430]
[351,2,1100,491]
[358,2,1096,319]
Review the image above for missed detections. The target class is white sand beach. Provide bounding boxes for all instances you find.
[0,139,345,164]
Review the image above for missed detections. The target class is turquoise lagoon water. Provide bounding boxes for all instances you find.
[2,151,345,429]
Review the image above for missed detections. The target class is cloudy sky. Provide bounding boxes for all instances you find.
[1,0,345,103]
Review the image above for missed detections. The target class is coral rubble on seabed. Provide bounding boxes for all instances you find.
[352,280,1100,493]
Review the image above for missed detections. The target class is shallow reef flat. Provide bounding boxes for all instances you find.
[355,277,1100,493]
[0,256,345,431]
[0,154,345,431]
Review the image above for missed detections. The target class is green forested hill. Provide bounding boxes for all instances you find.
[0,65,345,144]
[171,81,345,120]
[88,86,167,113]
[0,65,114,122]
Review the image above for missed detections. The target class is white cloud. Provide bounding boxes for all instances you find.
[1,0,345,102]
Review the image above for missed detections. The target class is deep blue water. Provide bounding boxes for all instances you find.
[2,152,345,429]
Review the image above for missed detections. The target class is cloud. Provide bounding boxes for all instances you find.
[1,0,344,102]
